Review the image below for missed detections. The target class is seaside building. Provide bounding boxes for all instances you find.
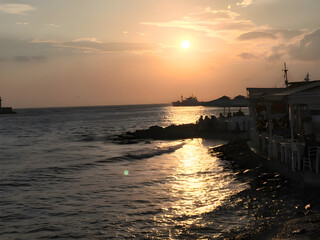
[247,75,320,175]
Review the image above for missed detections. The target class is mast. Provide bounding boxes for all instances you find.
[283,62,289,87]
[304,73,310,82]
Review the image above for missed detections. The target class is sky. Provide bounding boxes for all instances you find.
[1,0,320,108]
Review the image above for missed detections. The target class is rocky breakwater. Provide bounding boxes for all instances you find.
[114,117,249,144]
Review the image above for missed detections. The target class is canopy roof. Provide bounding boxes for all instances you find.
[247,81,320,104]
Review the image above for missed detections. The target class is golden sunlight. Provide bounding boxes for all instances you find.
[181,40,191,49]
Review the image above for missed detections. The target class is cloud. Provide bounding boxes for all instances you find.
[31,38,157,53]
[141,7,255,39]
[43,23,59,28]
[288,29,320,61]
[262,44,286,62]
[0,38,157,62]
[14,56,46,62]
[0,4,35,15]
[189,8,239,21]
[238,52,256,59]
[270,29,304,40]
[62,40,156,52]
[237,0,253,7]
[16,22,28,25]
[72,38,102,43]
[237,31,276,40]
[266,53,284,62]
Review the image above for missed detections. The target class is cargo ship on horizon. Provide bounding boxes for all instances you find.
[172,95,201,106]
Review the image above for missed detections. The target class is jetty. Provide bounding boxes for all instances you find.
[0,97,16,114]
[115,113,249,143]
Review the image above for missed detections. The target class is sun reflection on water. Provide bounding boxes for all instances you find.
[163,106,218,125]
[157,139,248,230]
[162,106,249,126]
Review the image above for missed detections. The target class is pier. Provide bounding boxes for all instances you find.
[0,97,16,114]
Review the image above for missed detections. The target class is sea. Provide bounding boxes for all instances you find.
[0,104,311,239]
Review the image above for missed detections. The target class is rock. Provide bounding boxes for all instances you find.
[116,123,249,142]
[292,228,306,234]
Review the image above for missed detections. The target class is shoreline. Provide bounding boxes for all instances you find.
[211,140,320,239]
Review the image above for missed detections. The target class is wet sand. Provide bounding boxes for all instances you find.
[211,140,320,240]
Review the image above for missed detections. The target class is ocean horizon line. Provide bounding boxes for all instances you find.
[12,102,173,110]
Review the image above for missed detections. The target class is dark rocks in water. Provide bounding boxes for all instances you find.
[292,228,307,234]
[115,123,249,143]
[132,124,198,140]
[212,140,320,240]
[276,214,320,239]
[0,107,16,114]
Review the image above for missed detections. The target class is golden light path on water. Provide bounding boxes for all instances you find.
[163,106,227,126]
[118,106,250,238]
[162,105,249,127]
[153,138,248,235]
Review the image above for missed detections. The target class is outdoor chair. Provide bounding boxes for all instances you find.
[303,147,318,172]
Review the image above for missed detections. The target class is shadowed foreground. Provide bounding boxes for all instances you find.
[211,140,320,240]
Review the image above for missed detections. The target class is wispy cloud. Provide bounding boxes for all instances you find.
[14,56,46,62]
[31,38,157,53]
[0,3,35,15]
[236,0,253,7]
[140,6,313,62]
[72,38,102,43]
[141,7,255,39]
[0,38,158,63]
[43,23,60,28]
[288,28,320,61]
[238,52,256,59]
[237,31,276,40]
[270,29,304,40]
[255,29,320,62]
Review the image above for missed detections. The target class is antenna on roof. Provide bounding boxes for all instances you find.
[283,62,289,87]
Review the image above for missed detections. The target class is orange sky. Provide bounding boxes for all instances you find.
[1,0,320,108]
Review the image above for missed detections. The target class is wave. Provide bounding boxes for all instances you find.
[0,143,185,186]
[97,143,184,163]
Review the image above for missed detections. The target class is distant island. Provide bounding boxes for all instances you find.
[172,95,248,107]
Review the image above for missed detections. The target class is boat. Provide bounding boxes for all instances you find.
[172,95,201,106]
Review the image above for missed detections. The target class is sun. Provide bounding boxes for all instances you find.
[181,40,191,49]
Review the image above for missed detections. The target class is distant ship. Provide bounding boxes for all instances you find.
[172,95,201,106]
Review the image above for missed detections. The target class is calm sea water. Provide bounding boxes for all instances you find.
[0,104,303,239]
